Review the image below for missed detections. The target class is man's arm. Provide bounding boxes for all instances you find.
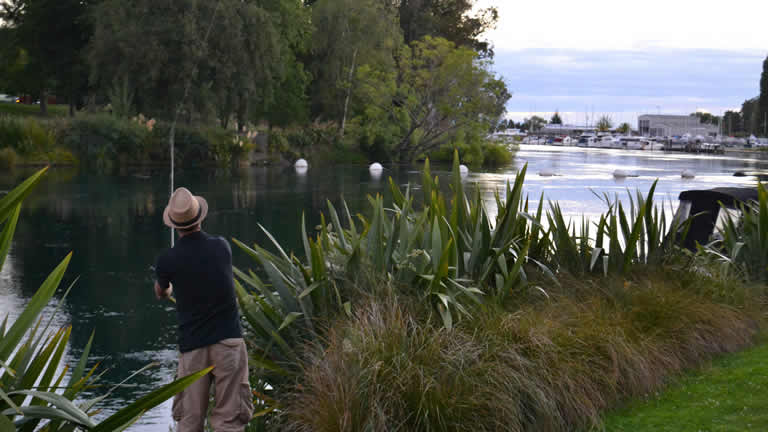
[154,255,173,300]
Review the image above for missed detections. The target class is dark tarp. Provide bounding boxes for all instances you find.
[677,187,758,250]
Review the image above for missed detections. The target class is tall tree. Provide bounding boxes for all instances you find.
[742,98,759,135]
[397,0,497,57]
[550,111,562,124]
[759,56,768,136]
[596,115,613,132]
[722,110,743,135]
[1,0,92,115]
[310,0,401,136]
[355,37,510,162]
[525,116,546,132]
[89,0,306,127]
[617,122,631,134]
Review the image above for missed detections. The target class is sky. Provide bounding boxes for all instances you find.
[477,0,768,127]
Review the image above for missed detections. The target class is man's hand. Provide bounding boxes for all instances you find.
[154,281,173,300]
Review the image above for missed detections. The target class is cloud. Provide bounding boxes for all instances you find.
[476,0,768,52]
[492,48,765,126]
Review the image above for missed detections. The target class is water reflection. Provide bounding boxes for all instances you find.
[1,146,766,429]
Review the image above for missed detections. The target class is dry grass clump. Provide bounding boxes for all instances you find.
[277,271,760,432]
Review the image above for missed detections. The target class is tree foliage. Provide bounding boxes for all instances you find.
[722,110,743,135]
[88,0,309,126]
[397,0,498,57]
[309,0,400,128]
[550,111,562,124]
[596,115,613,132]
[759,56,768,136]
[617,122,631,134]
[524,116,546,132]
[0,0,510,158]
[0,0,91,115]
[742,98,759,135]
[354,36,510,162]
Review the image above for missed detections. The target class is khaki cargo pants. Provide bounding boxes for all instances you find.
[173,338,254,432]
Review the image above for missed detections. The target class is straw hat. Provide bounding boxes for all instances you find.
[163,187,209,229]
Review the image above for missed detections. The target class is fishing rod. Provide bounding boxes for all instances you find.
[168,0,223,248]
[158,0,223,304]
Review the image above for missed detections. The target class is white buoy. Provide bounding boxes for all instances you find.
[294,158,308,168]
[459,164,469,176]
[613,169,628,178]
[681,169,695,179]
[538,169,556,177]
[369,162,383,172]
[294,165,308,175]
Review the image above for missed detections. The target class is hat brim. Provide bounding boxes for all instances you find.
[163,196,208,229]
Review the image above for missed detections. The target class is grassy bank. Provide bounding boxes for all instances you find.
[233,155,766,431]
[0,102,69,117]
[273,273,760,432]
[601,338,768,431]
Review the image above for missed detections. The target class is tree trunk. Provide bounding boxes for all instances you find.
[68,74,76,117]
[339,48,359,140]
[236,94,247,133]
[39,89,48,116]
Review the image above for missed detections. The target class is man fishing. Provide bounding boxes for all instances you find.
[154,187,253,431]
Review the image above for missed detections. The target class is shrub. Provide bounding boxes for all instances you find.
[0,147,18,169]
[278,271,758,432]
[0,116,25,151]
[0,117,56,156]
[709,183,768,282]
[480,140,515,166]
[21,118,55,154]
[60,114,149,167]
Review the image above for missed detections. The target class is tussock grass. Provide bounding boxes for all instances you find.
[277,271,761,432]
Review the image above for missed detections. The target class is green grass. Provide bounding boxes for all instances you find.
[0,102,68,117]
[601,340,768,432]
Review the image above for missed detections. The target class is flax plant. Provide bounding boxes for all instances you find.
[709,183,768,282]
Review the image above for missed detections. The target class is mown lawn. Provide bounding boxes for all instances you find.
[0,102,68,117]
[601,340,768,431]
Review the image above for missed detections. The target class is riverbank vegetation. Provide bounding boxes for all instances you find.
[0,1,512,169]
[232,153,767,431]
[0,168,212,429]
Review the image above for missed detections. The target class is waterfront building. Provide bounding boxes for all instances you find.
[638,114,718,137]
[538,124,596,136]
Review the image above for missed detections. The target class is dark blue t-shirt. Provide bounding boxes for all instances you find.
[155,231,242,353]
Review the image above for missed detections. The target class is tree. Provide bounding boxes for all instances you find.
[397,0,498,57]
[1,0,92,116]
[617,122,631,134]
[354,36,510,162]
[742,98,759,135]
[690,111,720,125]
[723,110,743,135]
[88,0,307,127]
[550,111,562,124]
[525,116,546,132]
[309,0,401,136]
[596,115,613,132]
[759,56,768,136]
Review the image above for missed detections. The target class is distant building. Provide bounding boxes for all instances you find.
[638,114,718,137]
[538,124,596,136]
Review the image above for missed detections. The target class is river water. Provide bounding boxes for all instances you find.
[1,144,766,430]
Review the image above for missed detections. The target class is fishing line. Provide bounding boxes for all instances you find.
[159,0,223,304]
[169,0,223,248]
